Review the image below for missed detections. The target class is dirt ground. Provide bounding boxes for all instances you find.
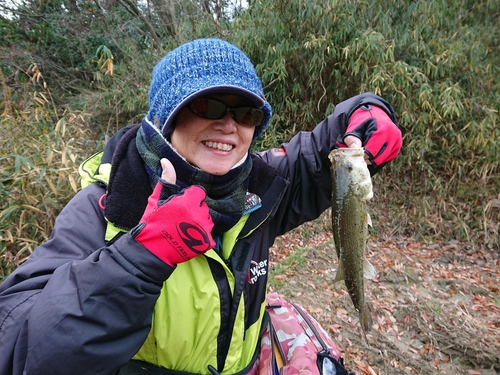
[268,212,500,375]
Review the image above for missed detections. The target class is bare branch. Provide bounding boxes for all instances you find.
[116,0,162,48]
[148,0,177,39]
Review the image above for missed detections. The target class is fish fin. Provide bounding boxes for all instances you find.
[333,258,344,282]
[367,211,372,227]
[363,259,377,280]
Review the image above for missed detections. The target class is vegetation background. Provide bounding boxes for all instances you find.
[3,0,498,270]
[0,0,499,373]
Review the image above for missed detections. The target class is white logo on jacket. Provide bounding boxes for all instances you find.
[248,260,267,284]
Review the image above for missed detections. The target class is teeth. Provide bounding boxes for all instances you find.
[203,141,233,151]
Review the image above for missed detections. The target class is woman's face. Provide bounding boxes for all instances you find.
[170,95,256,175]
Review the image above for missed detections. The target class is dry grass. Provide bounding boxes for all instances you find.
[0,110,97,279]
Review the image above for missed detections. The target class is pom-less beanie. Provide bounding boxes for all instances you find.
[145,38,272,141]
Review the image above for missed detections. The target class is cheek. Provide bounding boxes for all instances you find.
[171,119,200,148]
[241,127,256,145]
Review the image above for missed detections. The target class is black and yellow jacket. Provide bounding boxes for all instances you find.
[0,93,398,375]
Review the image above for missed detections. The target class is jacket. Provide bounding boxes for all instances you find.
[0,93,397,375]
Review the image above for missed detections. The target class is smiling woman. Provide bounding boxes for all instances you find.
[0,37,402,375]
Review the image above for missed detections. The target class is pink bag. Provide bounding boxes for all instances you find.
[254,292,353,375]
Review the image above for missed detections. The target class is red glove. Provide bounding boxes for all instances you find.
[131,181,215,266]
[337,105,402,166]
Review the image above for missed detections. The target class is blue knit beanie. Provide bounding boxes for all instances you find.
[145,38,272,141]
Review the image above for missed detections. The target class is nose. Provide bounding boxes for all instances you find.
[213,113,238,132]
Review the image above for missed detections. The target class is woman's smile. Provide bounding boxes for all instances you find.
[202,140,235,152]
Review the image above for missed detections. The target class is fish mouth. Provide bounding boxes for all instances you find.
[202,141,235,152]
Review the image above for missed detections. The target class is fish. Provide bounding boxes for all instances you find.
[329,147,376,340]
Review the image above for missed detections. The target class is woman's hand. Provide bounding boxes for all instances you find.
[343,135,371,164]
[131,158,215,266]
[160,158,177,184]
[339,105,402,167]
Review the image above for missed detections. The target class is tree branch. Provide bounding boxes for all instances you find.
[117,0,162,48]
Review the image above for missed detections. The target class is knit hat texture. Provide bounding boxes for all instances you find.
[146,38,272,141]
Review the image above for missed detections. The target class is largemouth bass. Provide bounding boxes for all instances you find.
[329,148,376,338]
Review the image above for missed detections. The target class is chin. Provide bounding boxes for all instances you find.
[198,164,231,175]
[208,168,231,176]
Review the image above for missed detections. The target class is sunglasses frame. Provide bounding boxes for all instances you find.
[187,97,265,127]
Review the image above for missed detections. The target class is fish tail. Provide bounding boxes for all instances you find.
[360,303,373,332]
[359,302,373,346]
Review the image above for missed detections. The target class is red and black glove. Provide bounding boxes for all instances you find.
[131,180,215,266]
[337,104,402,167]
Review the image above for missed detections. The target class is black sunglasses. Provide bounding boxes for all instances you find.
[187,97,265,127]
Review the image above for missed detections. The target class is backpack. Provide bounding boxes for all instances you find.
[254,292,355,375]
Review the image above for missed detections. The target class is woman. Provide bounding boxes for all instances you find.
[0,38,402,375]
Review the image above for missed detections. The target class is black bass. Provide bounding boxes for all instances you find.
[329,148,376,338]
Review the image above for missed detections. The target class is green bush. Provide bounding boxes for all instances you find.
[1,0,499,279]
[236,0,499,177]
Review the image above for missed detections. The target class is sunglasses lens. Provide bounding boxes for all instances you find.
[188,97,265,126]
[189,98,227,119]
[233,107,265,126]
